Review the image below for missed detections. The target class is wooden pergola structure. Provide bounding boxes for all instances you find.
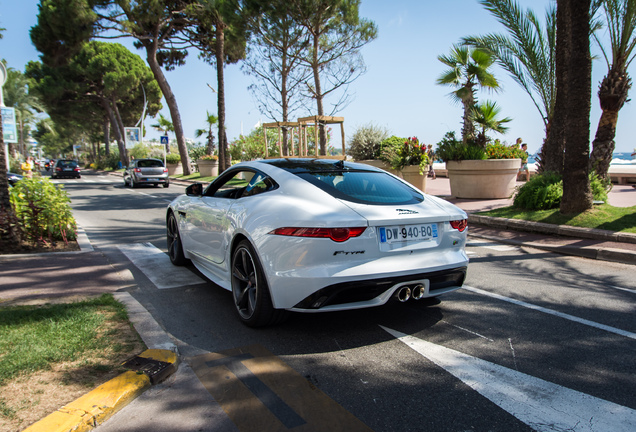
[263,115,345,159]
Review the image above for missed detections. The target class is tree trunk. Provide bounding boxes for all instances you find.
[560,0,592,214]
[102,100,127,167]
[589,69,631,179]
[311,32,327,155]
[541,1,568,175]
[461,86,476,145]
[103,117,110,156]
[216,22,229,171]
[145,43,191,175]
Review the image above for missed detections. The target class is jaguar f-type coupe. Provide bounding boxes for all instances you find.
[167,158,468,327]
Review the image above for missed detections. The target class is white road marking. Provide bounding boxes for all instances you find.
[381,326,636,432]
[463,285,636,340]
[467,241,516,251]
[609,285,636,295]
[118,242,204,289]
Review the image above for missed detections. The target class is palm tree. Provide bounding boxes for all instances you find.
[589,0,636,180]
[470,100,512,147]
[462,0,556,169]
[436,45,500,145]
[194,111,219,155]
[151,113,174,152]
[3,68,45,158]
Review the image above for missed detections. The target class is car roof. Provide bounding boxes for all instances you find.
[258,158,375,173]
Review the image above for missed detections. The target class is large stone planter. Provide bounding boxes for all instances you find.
[197,159,219,177]
[447,159,521,199]
[166,163,183,176]
[401,165,427,192]
[356,159,402,177]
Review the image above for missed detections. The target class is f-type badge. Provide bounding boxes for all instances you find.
[333,250,365,256]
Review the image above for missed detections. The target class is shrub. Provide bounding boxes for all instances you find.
[189,145,207,162]
[383,137,430,173]
[129,143,150,160]
[10,178,77,246]
[485,141,527,159]
[378,135,407,167]
[435,132,486,162]
[198,154,218,161]
[347,123,389,160]
[513,172,563,210]
[165,153,181,164]
[513,172,609,210]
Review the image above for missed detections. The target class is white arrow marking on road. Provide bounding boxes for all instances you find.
[463,285,636,340]
[118,242,204,289]
[380,326,636,432]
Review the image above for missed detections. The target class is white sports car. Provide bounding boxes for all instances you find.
[166,158,468,327]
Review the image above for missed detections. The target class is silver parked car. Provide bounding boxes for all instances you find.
[124,158,170,188]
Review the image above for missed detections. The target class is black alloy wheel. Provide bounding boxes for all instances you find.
[231,240,287,327]
[167,212,187,266]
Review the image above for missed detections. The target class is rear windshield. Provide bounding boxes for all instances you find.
[58,160,77,168]
[297,171,424,205]
[137,160,164,168]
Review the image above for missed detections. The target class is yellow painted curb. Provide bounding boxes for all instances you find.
[24,349,178,432]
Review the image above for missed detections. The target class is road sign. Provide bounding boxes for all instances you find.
[160,135,169,145]
[125,127,141,149]
[2,107,18,143]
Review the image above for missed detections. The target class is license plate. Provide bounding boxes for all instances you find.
[145,178,158,181]
[379,223,438,244]
[63,168,72,171]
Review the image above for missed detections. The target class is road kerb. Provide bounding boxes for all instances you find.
[23,349,178,432]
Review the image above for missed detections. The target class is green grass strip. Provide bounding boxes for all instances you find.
[477,204,636,234]
[0,294,128,385]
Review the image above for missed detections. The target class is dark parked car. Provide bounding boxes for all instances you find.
[123,158,169,188]
[52,160,81,179]
[8,172,23,186]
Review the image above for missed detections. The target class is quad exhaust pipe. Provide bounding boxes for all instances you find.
[394,283,427,302]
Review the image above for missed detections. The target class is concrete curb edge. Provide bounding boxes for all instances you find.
[22,293,179,432]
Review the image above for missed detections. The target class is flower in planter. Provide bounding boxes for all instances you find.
[165,154,181,164]
[198,154,219,161]
[385,137,430,174]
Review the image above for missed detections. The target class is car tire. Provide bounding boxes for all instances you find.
[163,183,169,188]
[131,178,137,188]
[167,212,188,266]
[231,240,288,327]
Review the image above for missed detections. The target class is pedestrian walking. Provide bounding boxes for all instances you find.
[427,144,436,179]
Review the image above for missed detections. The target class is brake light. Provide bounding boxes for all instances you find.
[134,168,142,173]
[74,167,81,172]
[163,168,168,173]
[55,167,61,172]
[270,227,366,242]
[450,219,467,232]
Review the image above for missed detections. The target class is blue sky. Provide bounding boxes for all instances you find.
[1,0,635,155]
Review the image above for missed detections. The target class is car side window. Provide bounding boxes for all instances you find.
[206,169,276,199]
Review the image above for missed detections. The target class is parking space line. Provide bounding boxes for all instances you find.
[118,242,204,289]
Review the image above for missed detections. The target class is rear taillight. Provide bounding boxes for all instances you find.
[134,168,142,173]
[270,227,366,242]
[55,167,61,172]
[163,168,168,173]
[74,167,81,172]
[450,219,467,232]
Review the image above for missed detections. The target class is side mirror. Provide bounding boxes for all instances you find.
[186,183,203,196]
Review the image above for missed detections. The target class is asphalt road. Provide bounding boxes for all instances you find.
[57,170,636,432]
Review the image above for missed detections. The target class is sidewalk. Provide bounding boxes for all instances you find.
[426,177,636,265]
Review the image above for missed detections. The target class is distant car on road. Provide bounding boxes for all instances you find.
[166,158,469,327]
[8,172,23,186]
[52,160,81,179]
[124,158,169,188]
